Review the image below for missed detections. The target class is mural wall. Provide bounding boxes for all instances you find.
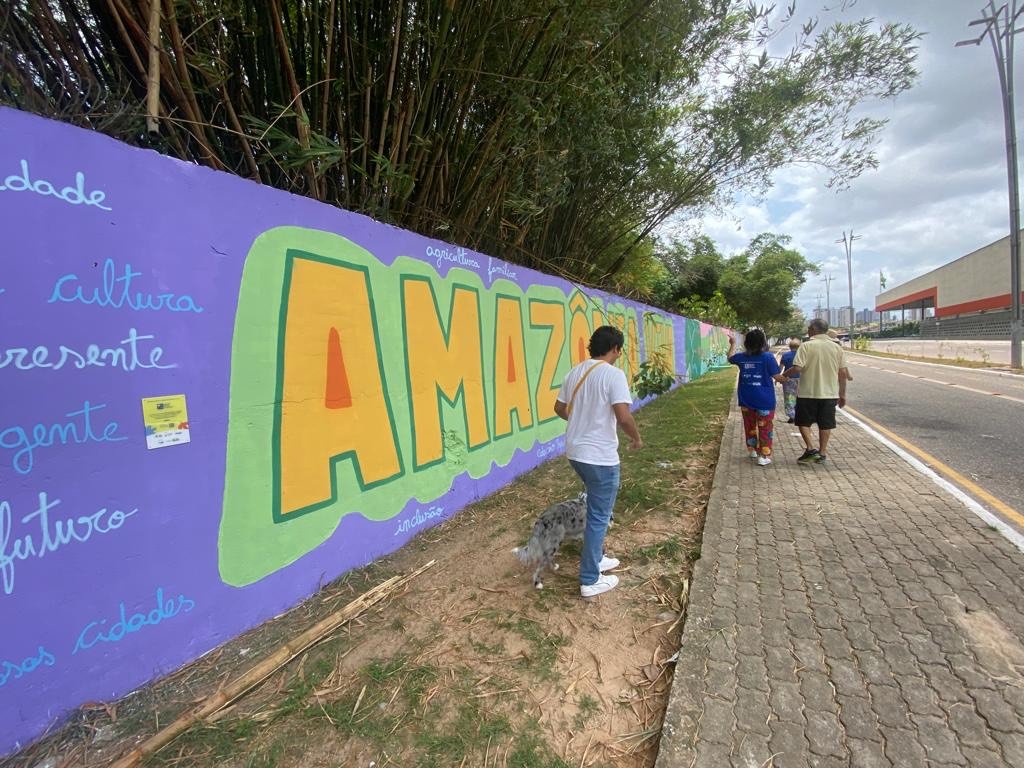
[0,106,729,755]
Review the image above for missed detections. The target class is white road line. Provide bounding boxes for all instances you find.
[849,361,1024,404]
[839,409,1024,554]
[847,351,1022,379]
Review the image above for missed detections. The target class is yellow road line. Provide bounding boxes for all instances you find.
[844,406,1024,529]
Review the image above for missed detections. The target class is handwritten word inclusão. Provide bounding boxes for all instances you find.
[73,587,195,654]
[487,257,518,283]
[0,327,176,372]
[0,159,111,211]
[49,258,204,314]
[0,645,55,689]
[0,401,127,475]
[426,245,480,271]
[394,505,446,536]
[0,493,138,595]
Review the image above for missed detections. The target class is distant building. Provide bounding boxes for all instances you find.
[856,308,879,324]
[875,231,1024,339]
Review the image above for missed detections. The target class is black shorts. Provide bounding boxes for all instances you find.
[795,398,838,430]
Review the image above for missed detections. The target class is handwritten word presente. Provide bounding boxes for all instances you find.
[0,159,111,211]
[487,257,518,283]
[0,645,55,689]
[0,401,127,475]
[393,505,446,536]
[0,328,176,372]
[49,258,204,314]
[427,245,480,271]
[0,493,138,595]
[73,587,195,654]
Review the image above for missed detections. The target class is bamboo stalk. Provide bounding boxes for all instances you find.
[145,0,161,132]
[108,560,435,768]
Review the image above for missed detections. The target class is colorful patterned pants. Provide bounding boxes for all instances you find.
[741,406,774,457]
[781,379,799,420]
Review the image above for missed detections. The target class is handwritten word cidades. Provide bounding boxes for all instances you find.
[487,257,518,283]
[0,401,127,475]
[0,327,176,372]
[49,258,204,314]
[0,492,138,595]
[393,505,446,536]
[0,645,55,689]
[0,159,111,211]
[427,245,480,271]
[73,587,195,654]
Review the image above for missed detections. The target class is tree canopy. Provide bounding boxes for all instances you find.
[2,2,920,290]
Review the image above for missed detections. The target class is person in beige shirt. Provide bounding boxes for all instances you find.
[782,318,850,464]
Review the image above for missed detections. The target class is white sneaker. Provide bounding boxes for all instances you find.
[757,456,772,466]
[581,574,619,598]
[748,450,758,459]
[598,555,620,572]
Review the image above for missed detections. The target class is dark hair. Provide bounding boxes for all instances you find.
[808,318,828,335]
[743,328,767,354]
[588,325,625,357]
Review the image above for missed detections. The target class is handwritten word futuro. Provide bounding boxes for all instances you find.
[0,327,177,372]
[0,400,127,475]
[0,493,138,596]
[0,645,55,689]
[0,159,111,211]
[73,587,195,654]
[49,258,204,314]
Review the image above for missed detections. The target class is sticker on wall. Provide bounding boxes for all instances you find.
[141,394,191,449]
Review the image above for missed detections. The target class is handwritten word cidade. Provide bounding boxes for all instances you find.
[0,492,138,595]
[49,258,204,314]
[73,587,195,653]
[0,400,127,475]
[0,327,176,372]
[0,159,111,211]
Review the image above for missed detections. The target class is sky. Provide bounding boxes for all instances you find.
[694,0,1022,317]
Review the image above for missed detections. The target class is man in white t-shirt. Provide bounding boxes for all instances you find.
[554,326,643,597]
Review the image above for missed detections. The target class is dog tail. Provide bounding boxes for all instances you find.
[511,540,542,565]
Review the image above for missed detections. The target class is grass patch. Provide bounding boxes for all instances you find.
[851,348,1003,369]
[499,617,569,680]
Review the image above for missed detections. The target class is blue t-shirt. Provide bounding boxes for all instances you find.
[780,349,800,379]
[728,351,780,411]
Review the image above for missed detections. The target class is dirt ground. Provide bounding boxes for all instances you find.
[5,371,733,768]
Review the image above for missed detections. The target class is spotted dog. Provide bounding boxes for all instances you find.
[512,493,587,589]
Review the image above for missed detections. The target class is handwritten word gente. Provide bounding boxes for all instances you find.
[49,258,204,314]
[73,587,195,653]
[0,327,176,372]
[0,159,111,211]
[0,400,127,475]
[0,493,138,595]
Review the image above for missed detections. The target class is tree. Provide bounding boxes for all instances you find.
[719,234,818,328]
[677,291,739,330]
[651,235,727,307]
[2,3,920,291]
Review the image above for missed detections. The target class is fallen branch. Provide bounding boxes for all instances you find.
[109,560,435,768]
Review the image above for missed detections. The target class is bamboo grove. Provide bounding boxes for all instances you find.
[2,1,920,297]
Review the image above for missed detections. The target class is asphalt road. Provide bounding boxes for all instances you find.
[865,338,1014,366]
[841,353,1024,528]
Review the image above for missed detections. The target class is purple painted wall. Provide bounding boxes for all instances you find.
[0,107,729,755]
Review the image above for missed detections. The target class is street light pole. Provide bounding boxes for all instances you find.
[824,274,834,326]
[837,230,861,332]
[959,0,1024,369]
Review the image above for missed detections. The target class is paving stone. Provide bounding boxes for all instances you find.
[911,714,967,765]
[974,687,1024,733]
[768,721,810,768]
[905,633,946,666]
[838,694,882,741]
[804,710,845,757]
[854,650,896,686]
[945,700,1002,748]
[881,726,929,768]
[959,745,1014,768]
[868,682,912,728]
[895,675,943,717]
[769,680,805,724]
[706,659,739,701]
[848,737,892,767]
[920,663,971,705]
[700,696,736,745]
[791,638,827,673]
[693,740,733,768]
[799,670,838,713]
[993,731,1024,766]
[765,645,798,683]
[733,730,772,767]
[736,652,770,693]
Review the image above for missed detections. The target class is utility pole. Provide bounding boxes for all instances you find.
[959,1,1024,369]
[824,274,834,326]
[837,230,861,332]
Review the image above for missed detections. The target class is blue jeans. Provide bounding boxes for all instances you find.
[569,460,621,586]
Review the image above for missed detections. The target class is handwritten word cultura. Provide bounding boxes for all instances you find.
[49,258,204,314]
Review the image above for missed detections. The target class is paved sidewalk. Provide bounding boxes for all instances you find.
[656,403,1024,767]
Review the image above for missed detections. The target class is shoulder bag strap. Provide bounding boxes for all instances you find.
[567,361,606,417]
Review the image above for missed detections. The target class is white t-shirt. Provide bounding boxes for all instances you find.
[556,360,633,466]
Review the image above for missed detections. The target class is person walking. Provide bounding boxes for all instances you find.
[783,318,850,464]
[778,338,801,423]
[728,328,788,466]
[554,326,642,598]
